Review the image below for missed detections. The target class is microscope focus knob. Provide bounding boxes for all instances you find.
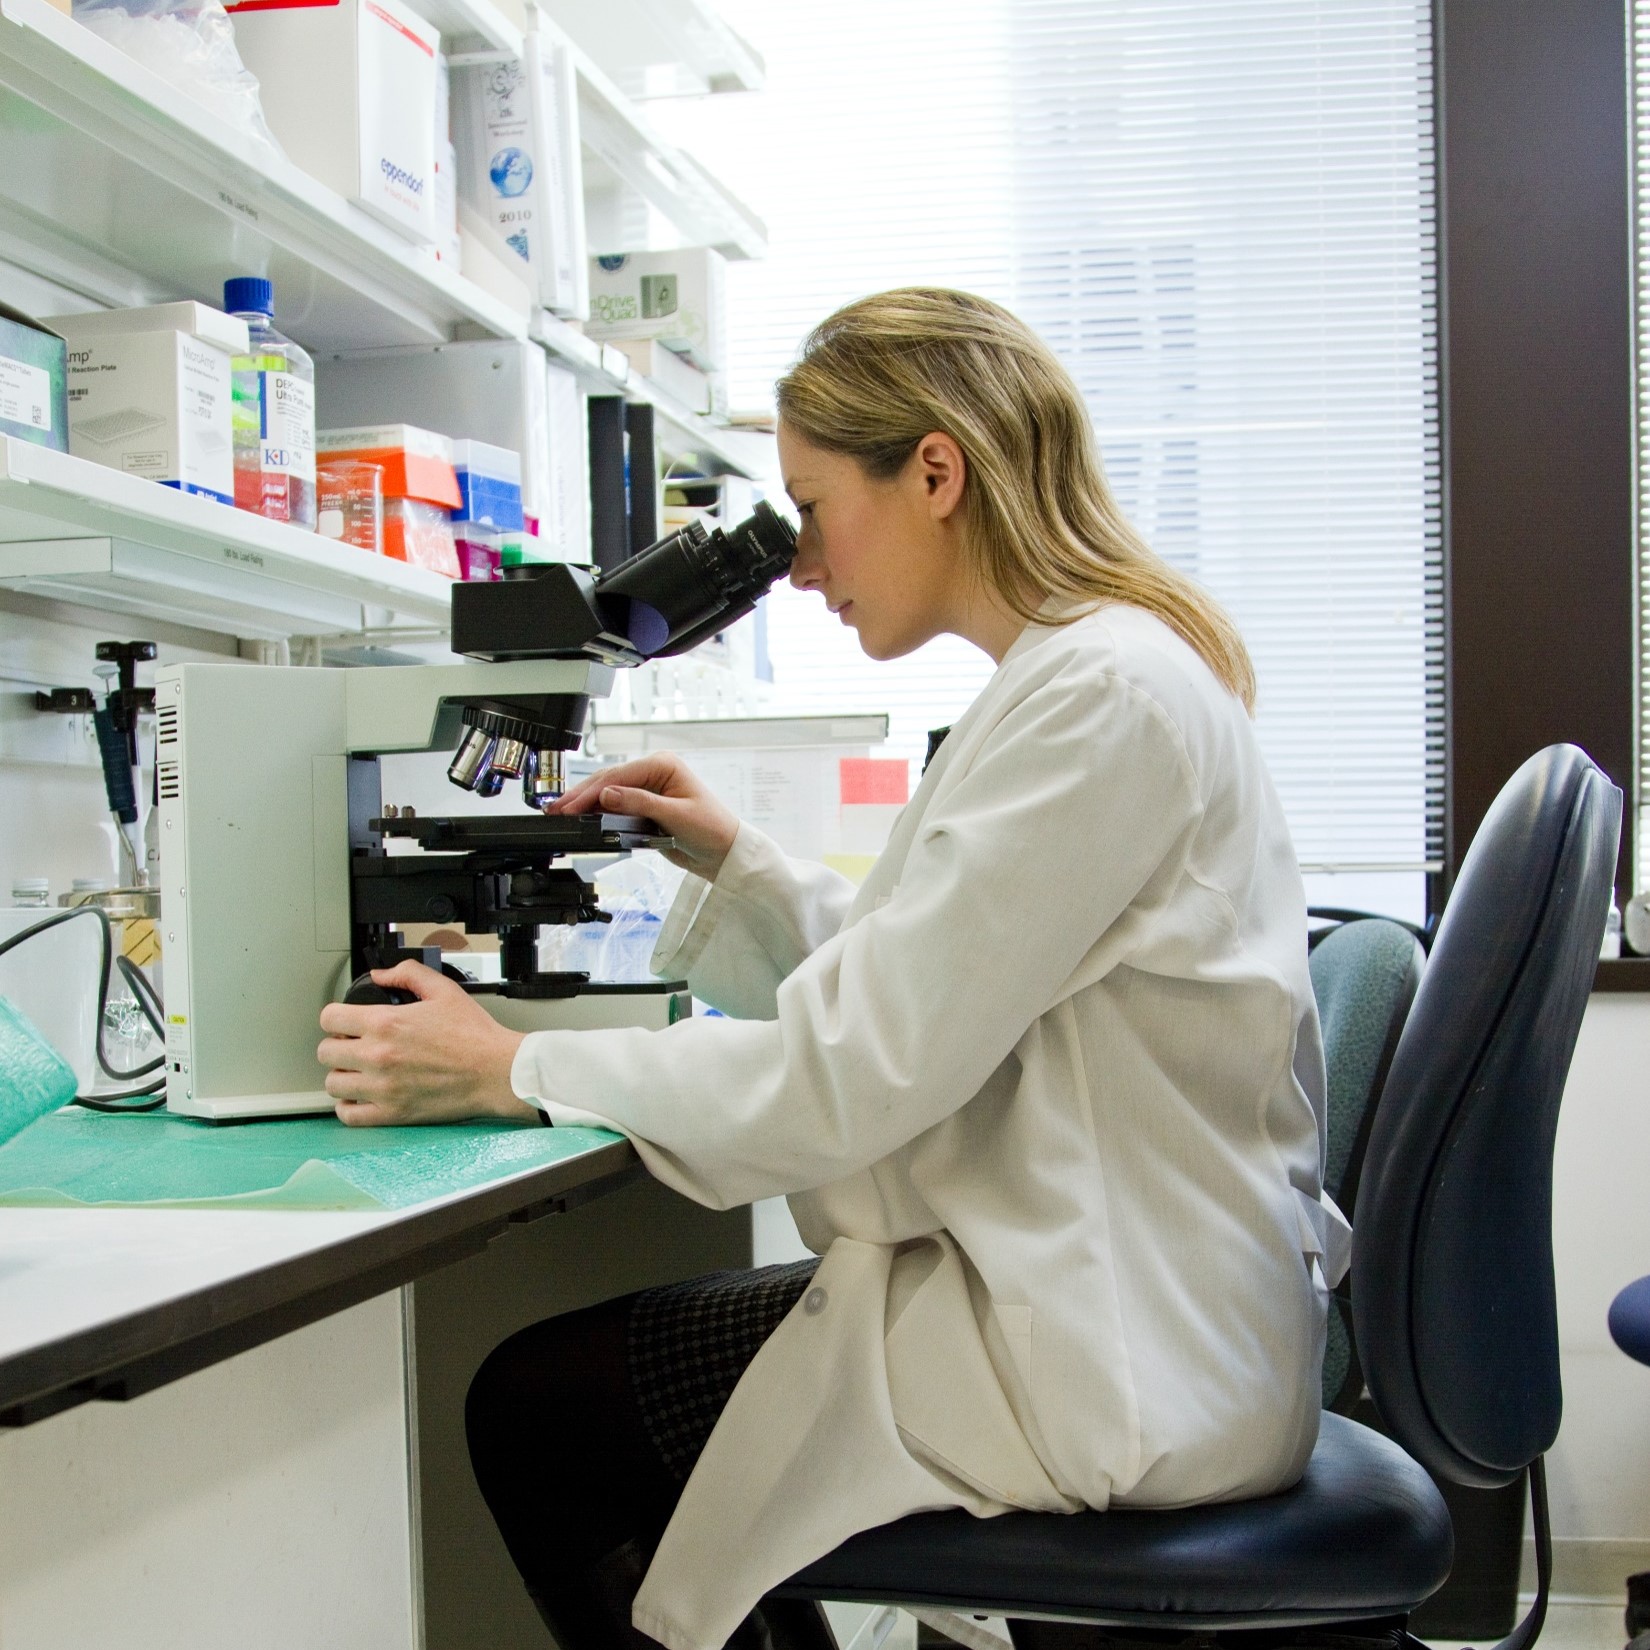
[343,973,418,1007]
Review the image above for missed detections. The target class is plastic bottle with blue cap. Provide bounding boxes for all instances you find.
[224,277,317,531]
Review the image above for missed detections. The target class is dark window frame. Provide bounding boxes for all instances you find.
[1435,0,1640,988]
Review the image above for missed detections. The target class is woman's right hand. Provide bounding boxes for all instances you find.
[549,753,740,881]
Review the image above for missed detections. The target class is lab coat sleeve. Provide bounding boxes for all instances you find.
[649,821,859,1020]
[512,666,1204,1208]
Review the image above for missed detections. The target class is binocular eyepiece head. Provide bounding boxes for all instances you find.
[444,501,799,804]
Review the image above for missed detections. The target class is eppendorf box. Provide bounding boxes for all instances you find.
[229,0,440,245]
[51,302,249,504]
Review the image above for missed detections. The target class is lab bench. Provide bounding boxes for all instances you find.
[0,1112,752,1650]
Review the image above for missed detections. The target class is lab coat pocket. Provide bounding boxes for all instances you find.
[993,1302,1035,1400]
[883,1240,1064,1510]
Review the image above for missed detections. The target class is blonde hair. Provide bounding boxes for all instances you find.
[775,288,1256,710]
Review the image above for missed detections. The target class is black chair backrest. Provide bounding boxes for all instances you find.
[1352,746,1620,1490]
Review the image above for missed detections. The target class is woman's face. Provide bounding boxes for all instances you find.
[777,422,970,661]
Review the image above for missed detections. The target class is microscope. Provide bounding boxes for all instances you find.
[155,503,795,1120]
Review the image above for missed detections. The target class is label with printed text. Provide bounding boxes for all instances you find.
[259,371,315,484]
[0,357,53,433]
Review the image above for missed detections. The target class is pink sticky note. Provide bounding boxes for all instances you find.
[840,757,909,806]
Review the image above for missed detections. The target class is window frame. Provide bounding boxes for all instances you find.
[1435,0,1637,984]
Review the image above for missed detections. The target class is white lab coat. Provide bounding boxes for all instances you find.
[512,604,1347,1650]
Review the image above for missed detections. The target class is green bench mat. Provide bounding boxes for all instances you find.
[0,1108,624,1212]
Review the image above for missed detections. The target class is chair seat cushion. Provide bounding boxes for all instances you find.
[776,1414,1453,1628]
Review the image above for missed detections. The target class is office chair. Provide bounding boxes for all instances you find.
[1309,917,1425,1411]
[1606,1279,1650,1645]
[774,744,1620,1650]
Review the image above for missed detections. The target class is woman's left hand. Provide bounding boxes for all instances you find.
[317,960,541,1127]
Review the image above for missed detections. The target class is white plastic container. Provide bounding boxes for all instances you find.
[229,0,441,245]
[0,900,101,1090]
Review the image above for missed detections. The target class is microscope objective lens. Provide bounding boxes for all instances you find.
[489,736,529,779]
[447,726,495,791]
[523,748,564,808]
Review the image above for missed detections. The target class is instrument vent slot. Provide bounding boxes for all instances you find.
[158,761,181,801]
[157,704,179,746]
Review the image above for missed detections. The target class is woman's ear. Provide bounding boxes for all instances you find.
[914,432,967,520]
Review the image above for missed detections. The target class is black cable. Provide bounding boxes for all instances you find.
[0,904,169,1110]
[75,1085,166,1113]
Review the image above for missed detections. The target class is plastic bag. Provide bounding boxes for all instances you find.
[544,852,685,984]
[73,0,286,159]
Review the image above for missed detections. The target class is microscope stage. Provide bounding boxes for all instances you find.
[373,812,673,854]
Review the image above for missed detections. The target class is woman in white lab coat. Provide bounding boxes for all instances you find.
[317,289,1342,1650]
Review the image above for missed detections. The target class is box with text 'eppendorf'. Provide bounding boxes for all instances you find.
[228,0,440,246]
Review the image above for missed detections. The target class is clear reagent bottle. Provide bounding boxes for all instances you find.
[224,277,317,531]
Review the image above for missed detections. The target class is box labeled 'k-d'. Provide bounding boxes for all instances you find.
[51,302,250,503]
[228,0,441,245]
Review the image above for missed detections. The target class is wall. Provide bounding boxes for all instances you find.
[0,588,234,902]
[1538,993,1650,1598]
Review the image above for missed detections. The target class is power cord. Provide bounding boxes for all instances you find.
[0,904,168,1112]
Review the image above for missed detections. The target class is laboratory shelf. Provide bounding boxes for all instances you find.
[541,0,764,96]
[0,0,527,352]
[0,437,456,640]
[531,309,772,480]
[401,0,523,56]
[563,25,767,261]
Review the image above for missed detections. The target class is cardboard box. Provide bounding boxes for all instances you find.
[316,423,462,507]
[586,248,726,373]
[609,336,724,419]
[0,303,68,452]
[451,37,587,316]
[51,303,247,501]
[229,0,441,245]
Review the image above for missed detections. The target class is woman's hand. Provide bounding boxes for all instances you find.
[317,961,541,1128]
[550,752,739,881]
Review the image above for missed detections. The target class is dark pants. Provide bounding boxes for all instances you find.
[466,1261,833,1650]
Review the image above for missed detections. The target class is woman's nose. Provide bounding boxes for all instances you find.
[789,535,823,590]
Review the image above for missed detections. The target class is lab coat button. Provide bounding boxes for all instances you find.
[803,1286,827,1316]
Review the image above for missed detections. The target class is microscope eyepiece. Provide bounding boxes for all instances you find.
[598,499,797,659]
[450,501,798,671]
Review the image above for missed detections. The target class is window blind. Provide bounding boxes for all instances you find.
[655,0,1443,880]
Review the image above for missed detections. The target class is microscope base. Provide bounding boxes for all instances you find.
[166,983,691,1122]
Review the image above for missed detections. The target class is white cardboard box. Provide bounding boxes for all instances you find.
[586,248,727,373]
[451,38,587,317]
[52,302,249,505]
[230,0,441,246]
[609,336,725,419]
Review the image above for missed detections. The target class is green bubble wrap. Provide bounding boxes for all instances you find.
[0,995,78,1147]
[0,1107,623,1211]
